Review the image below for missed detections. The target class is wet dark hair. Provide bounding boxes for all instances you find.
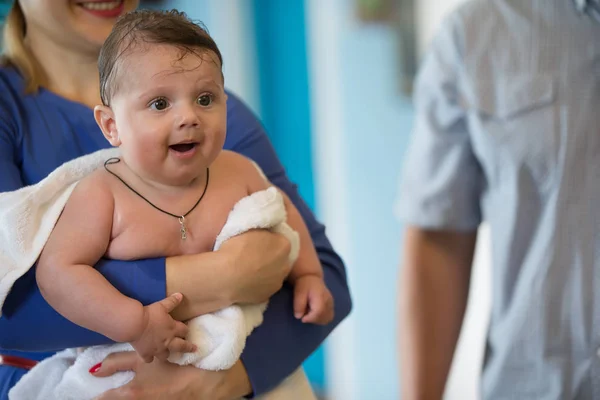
[98,9,223,105]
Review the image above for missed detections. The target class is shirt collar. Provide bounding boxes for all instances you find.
[573,0,600,21]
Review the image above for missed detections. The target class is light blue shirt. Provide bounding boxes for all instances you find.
[397,0,600,398]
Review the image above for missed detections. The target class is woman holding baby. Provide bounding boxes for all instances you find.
[0,0,352,399]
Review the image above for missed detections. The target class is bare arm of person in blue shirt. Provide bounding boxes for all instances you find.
[400,229,476,400]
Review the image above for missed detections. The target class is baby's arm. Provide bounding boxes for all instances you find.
[233,152,334,324]
[36,174,194,361]
[278,190,334,324]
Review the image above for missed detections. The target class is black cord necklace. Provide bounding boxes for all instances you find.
[103,157,209,240]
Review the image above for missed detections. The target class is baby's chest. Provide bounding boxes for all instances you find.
[106,185,249,260]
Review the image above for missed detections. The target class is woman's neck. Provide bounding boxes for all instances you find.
[26,32,102,109]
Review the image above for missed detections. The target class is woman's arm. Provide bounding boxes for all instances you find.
[0,232,291,352]
[0,228,291,351]
[225,92,353,395]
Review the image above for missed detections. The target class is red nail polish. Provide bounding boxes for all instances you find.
[89,363,102,374]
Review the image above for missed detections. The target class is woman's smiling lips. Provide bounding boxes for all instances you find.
[76,1,126,18]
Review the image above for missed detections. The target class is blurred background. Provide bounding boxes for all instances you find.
[0,1,492,399]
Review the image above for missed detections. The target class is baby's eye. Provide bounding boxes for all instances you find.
[150,98,169,111]
[197,94,213,107]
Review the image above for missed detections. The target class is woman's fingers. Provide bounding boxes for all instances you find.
[222,230,291,303]
[91,351,139,378]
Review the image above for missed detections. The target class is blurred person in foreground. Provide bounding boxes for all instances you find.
[397,0,600,399]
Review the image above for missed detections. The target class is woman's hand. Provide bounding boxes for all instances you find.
[221,230,293,304]
[93,352,252,400]
[166,229,293,321]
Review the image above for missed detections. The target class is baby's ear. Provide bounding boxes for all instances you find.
[94,105,120,147]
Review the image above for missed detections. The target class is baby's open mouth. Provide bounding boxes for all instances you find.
[169,143,197,153]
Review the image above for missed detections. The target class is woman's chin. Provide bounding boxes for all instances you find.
[71,26,115,51]
[69,0,138,49]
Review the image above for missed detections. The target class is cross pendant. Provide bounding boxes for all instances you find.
[179,216,187,240]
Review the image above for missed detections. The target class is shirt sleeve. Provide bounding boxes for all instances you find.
[225,92,352,396]
[0,259,165,351]
[0,86,24,192]
[0,86,167,351]
[395,11,483,231]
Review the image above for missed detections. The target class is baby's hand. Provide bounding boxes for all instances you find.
[293,275,334,325]
[130,293,197,363]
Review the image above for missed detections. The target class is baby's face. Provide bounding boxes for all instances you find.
[108,44,226,186]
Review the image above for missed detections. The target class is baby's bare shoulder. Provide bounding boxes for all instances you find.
[212,151,269,193]
[73,167,114,196]
[58,165,116,231]
[212,151,258,177]
[215,150,253,167]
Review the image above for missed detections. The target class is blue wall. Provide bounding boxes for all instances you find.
[339,25,412,396]
[252,0,325,391]
[252,1,415,396]
[308,0,414,395]
[252,0,315,210]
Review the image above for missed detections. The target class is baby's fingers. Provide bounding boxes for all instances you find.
[300,293,323,323]
[139,353,154,363]
[294,289,309,320]
[157,292,184,313]
[154,349,170,362]
[302,294,334,325]
[174,321,189,338]
[169,338,197,354]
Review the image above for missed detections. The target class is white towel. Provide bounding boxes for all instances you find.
[0,148,119,317]
[9,344,135,400]
[5,150,312,400]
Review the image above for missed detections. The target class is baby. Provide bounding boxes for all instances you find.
[36,9,334,364]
